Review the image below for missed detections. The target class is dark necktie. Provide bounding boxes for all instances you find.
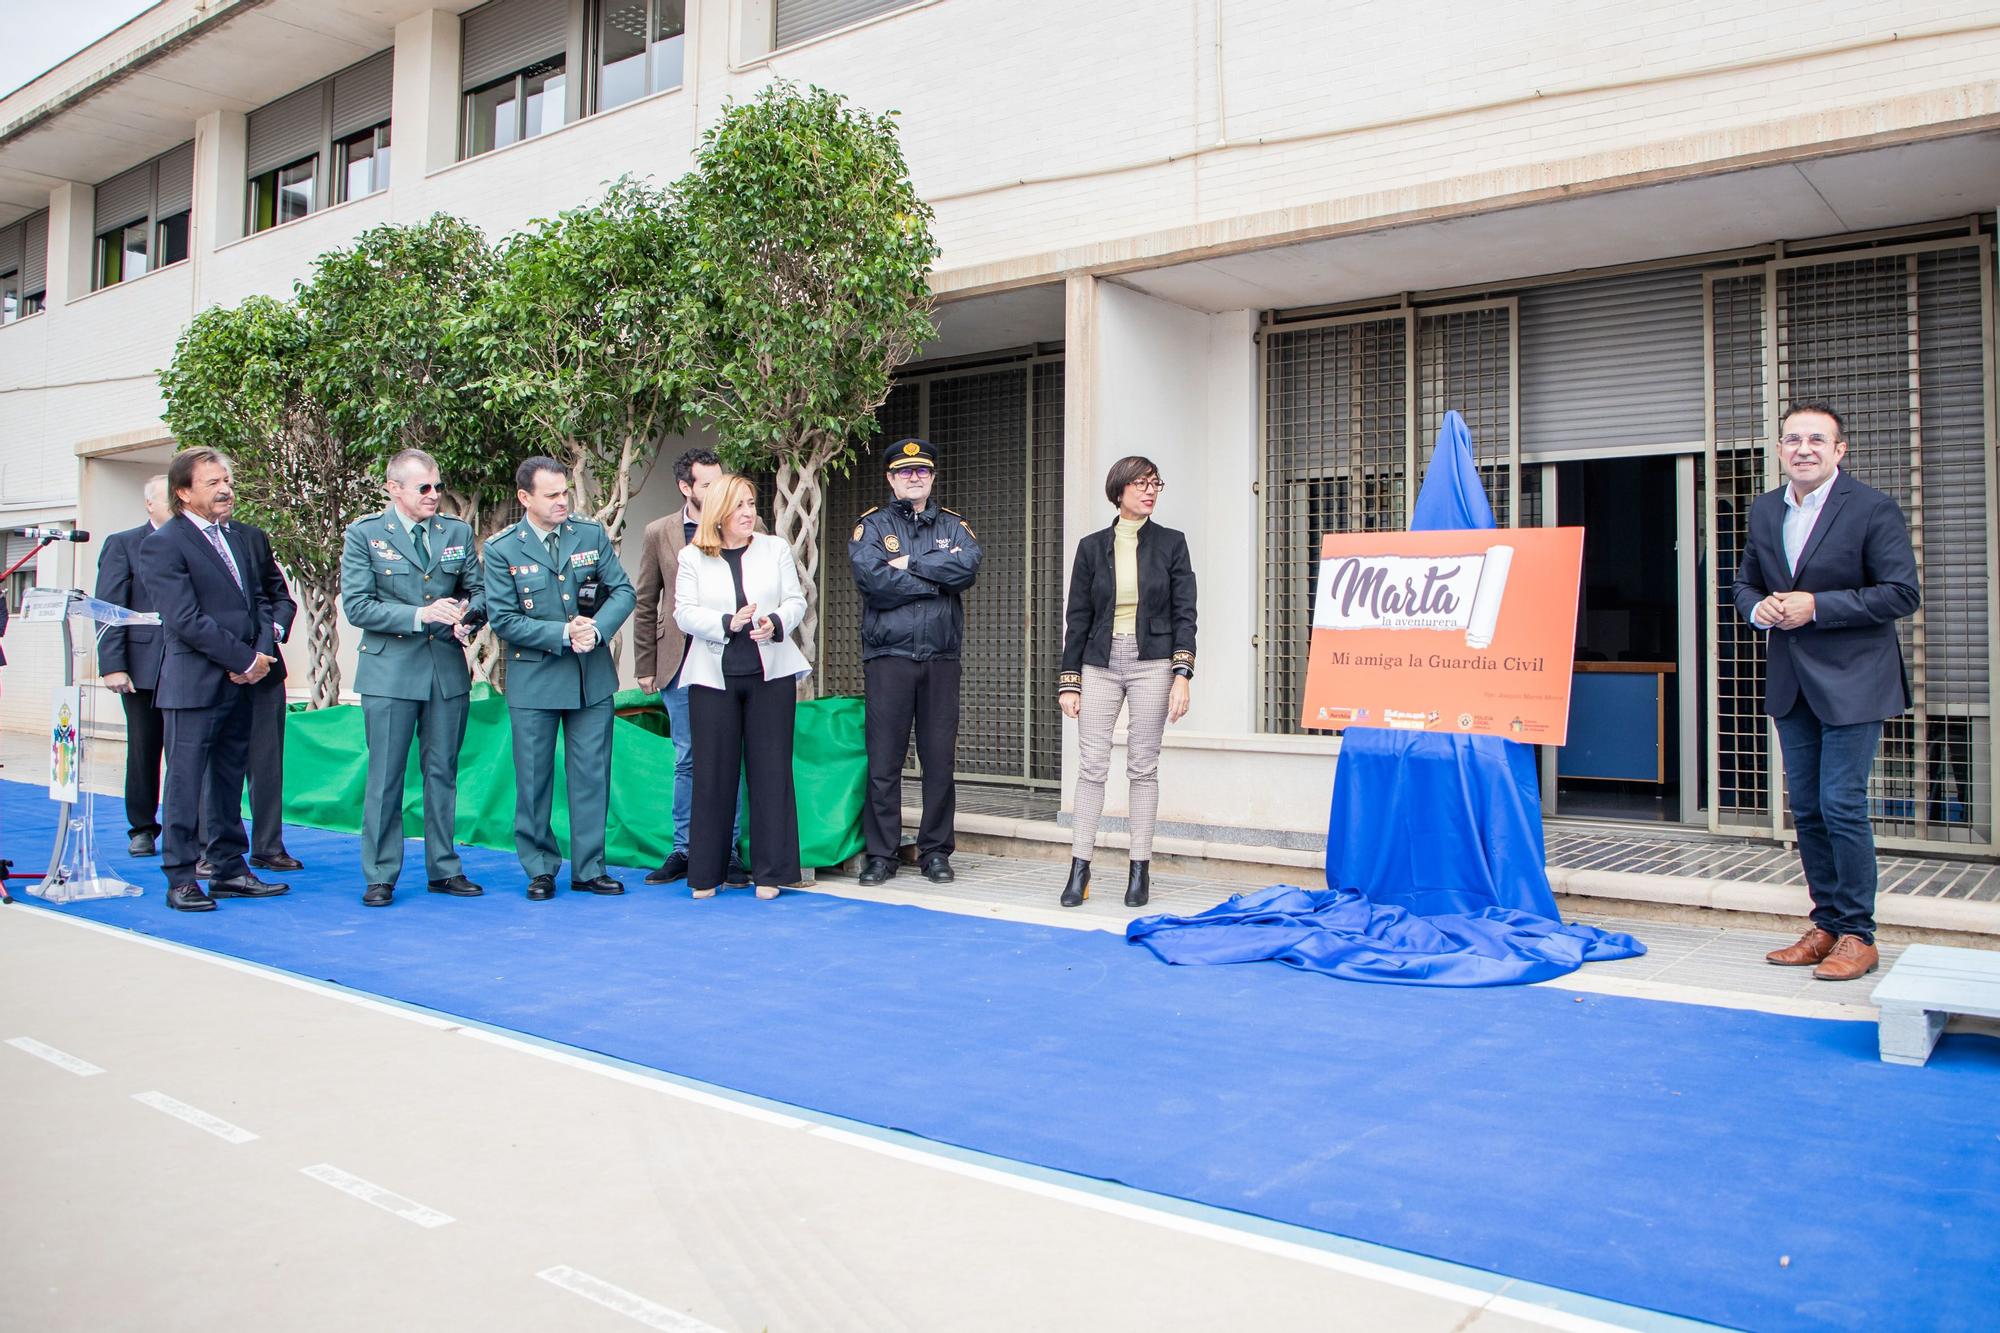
[544,531,560,568]
[412,522,429,568]
[205,524,243,590]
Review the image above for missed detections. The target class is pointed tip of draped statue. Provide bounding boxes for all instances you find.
[1412,409,1496,534]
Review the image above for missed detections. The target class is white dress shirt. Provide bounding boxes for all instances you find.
[1749,468,1837,629]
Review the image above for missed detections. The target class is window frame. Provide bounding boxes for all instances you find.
[248,153,321,234]
[591,0,685,114]
[334,122,392,204]
[461,55,570,160]
[88,147,193,292]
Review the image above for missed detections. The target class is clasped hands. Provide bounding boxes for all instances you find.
[730,603,777,642]
[228,653,278,685]
[1755,590,1816,631]
[566,615,600,652]
[420,597,476,644]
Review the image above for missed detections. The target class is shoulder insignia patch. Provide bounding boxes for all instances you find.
[852,524,864,543]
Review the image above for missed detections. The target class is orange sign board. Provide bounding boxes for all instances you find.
[1300,528,1584,744]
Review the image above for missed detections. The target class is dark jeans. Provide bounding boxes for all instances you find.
[862,655,961,861]
[1773,699,1885,943]
[688,672,800,891]
[120,686,164,838]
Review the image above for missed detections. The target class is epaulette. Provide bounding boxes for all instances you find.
[857,506,880,520]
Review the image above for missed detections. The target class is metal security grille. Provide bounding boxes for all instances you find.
[817,357,1064,785]
[1708,273,1771,826]
[1774,245,1993,845]
[1419,303,1515,526]
[1261,315,1409,734]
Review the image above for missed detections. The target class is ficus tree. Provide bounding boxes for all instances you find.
[468,175,685,543]
[158,295,379,709]
[675,81,939,682]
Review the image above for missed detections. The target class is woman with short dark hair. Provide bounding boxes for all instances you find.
[1055,455,1197,908]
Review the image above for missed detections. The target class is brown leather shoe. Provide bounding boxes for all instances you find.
[1813,935,1879,982]
[1766,926,1836,966]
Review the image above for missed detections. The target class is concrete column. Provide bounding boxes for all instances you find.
[1060,273,1100,811]
[1199,309,1259,734]
[393,9,464,179]
[44,182,94,308]
[192,109,247,256]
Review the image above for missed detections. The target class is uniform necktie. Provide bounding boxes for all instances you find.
[545,531,560,567]
[205,523,243,589]
[413,522,430,568]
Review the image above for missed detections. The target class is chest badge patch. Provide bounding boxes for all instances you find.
[440,544,467,562]
[884,534,901,553]
[570,549,599,568]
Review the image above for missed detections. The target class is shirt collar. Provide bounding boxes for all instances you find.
[524,516,560,542]
[388,506,424,536]
[186,512,223,534]
[1785,468,1839,512]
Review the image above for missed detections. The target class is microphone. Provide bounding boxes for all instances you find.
[14,527,90,543]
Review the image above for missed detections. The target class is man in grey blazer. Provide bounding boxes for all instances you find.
[1732,402,1920,982]
[339,449,486,907]
[95,474,172,855]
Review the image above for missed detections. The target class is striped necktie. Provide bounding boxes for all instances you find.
[205,523,243,590]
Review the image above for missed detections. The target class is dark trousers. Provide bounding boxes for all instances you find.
[688,673,799,891]
[1773,699,1885,943]
[360,687,470,885]
[161,692,254,889]
[120,686,165,838]
[862,656,961,860]
[198,674,288,859]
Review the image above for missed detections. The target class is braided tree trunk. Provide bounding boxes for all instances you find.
[299,582,343,710]
[773,454,827,698]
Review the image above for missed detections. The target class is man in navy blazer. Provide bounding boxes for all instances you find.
[95,474,173,856]
[137,449,290,912]
[1732,402,1919,981]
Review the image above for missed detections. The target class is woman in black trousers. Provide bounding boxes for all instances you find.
[672,475,813,897]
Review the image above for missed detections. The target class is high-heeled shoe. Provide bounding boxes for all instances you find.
[1125,860,1150,907]
[1059,857,1091,907]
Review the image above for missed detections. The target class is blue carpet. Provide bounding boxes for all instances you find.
[7,780,1998,1332]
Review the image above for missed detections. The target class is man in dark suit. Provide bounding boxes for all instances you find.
[137,448,289,912]
[232,517,302,871]
[95,473,173,856]
[1732,402,1920,981]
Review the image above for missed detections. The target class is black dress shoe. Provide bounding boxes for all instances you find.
[1124,860,1151,908]
[572,874,626,895]
[251,853,304,872]
[725,856,752,888]
[362,883,394,907]
[167,883,216,912]
[1060,857,1091,907]
[210,873,289,898]
[921,853,955,884]
[128,832,157,857]
[427,875,484,896]
[527,874,557,900]
[645,851,690,885]
[857,855,897,886]
[194,858,215,878]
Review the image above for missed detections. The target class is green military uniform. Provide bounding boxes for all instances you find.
[482,515,635,882]
[340,507,484,889]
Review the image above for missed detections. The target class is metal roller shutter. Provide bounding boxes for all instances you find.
[154,141,195,218]
[776,0,909,47]
[20,212,47,294]
[461,0,568,90]
[0,223,19,277]
[94,163,152,231]
[247,84,325,176]
[332,50,393,139]
[1519,268,1706,456]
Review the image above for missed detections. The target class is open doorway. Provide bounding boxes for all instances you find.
[1548,455,1695,822]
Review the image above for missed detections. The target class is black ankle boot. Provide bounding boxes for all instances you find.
[1060,857,1091,907]
[1125,860,1150,907]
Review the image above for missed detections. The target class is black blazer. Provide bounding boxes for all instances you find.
[96,524,165,690]
[137,515,274,710]
[1058,519,1197,690]
[233,520,298,683]
[1730,470,1919,727]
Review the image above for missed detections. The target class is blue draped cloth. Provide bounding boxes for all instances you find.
[1128,412,1644,986]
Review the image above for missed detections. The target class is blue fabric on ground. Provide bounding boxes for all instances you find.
[1147,410,1640,986]
[8,780,2000,1332]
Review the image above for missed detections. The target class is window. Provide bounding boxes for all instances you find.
[156,211,190,267]
[336,123,391,203]
[0,212,44,319]
[465,57,568,157]
[595,0,685,111]
[90,145,191,290]
[1,271,17,324]
[250,157,319,233]
[95,220,151,289]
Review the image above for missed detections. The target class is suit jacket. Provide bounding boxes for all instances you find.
[340,508,485,702]
[1730,470,1920,726]
[137,514,274,710]
[633,508,698,685]
[96,523,164,691]
[233,520,297,684]
[673,534,811,689]
[1058,519,1198,691]
[483,516,635,710]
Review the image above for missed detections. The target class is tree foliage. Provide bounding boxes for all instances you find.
[675,81,940,677]
[469,176,685,542]
[158,296,377,709]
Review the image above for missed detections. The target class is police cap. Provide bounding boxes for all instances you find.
[884,437,937,472]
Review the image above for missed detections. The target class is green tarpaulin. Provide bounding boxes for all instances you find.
[276,686,866,872]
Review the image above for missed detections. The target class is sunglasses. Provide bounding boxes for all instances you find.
[395,480,444,495]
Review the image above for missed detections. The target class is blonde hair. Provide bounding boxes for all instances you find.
[693,474,757,557]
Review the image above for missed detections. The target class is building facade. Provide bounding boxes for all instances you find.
[1,0,1996,854]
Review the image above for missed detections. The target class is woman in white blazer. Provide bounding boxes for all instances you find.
[673,474,811,897]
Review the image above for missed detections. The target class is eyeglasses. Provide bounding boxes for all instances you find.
[1130,478,1166,493]
[1779,434,1837,450]
[394,480,444,495]
[894,467,933,479]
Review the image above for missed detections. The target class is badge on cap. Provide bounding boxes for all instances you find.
[902,441,921,457]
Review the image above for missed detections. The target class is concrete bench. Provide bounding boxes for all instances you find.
[1869,943,2000,1066]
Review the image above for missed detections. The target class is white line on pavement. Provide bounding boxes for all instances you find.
[6,1036,105,1076]
[300,1164,454,1228]
[536,1266,726,1332]
[130,1091,258,1144]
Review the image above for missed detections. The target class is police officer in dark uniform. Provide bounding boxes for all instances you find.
[849,438,983,885]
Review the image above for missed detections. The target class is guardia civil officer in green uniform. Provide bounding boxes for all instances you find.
[340,448,486,908]
[483,455,637,900]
